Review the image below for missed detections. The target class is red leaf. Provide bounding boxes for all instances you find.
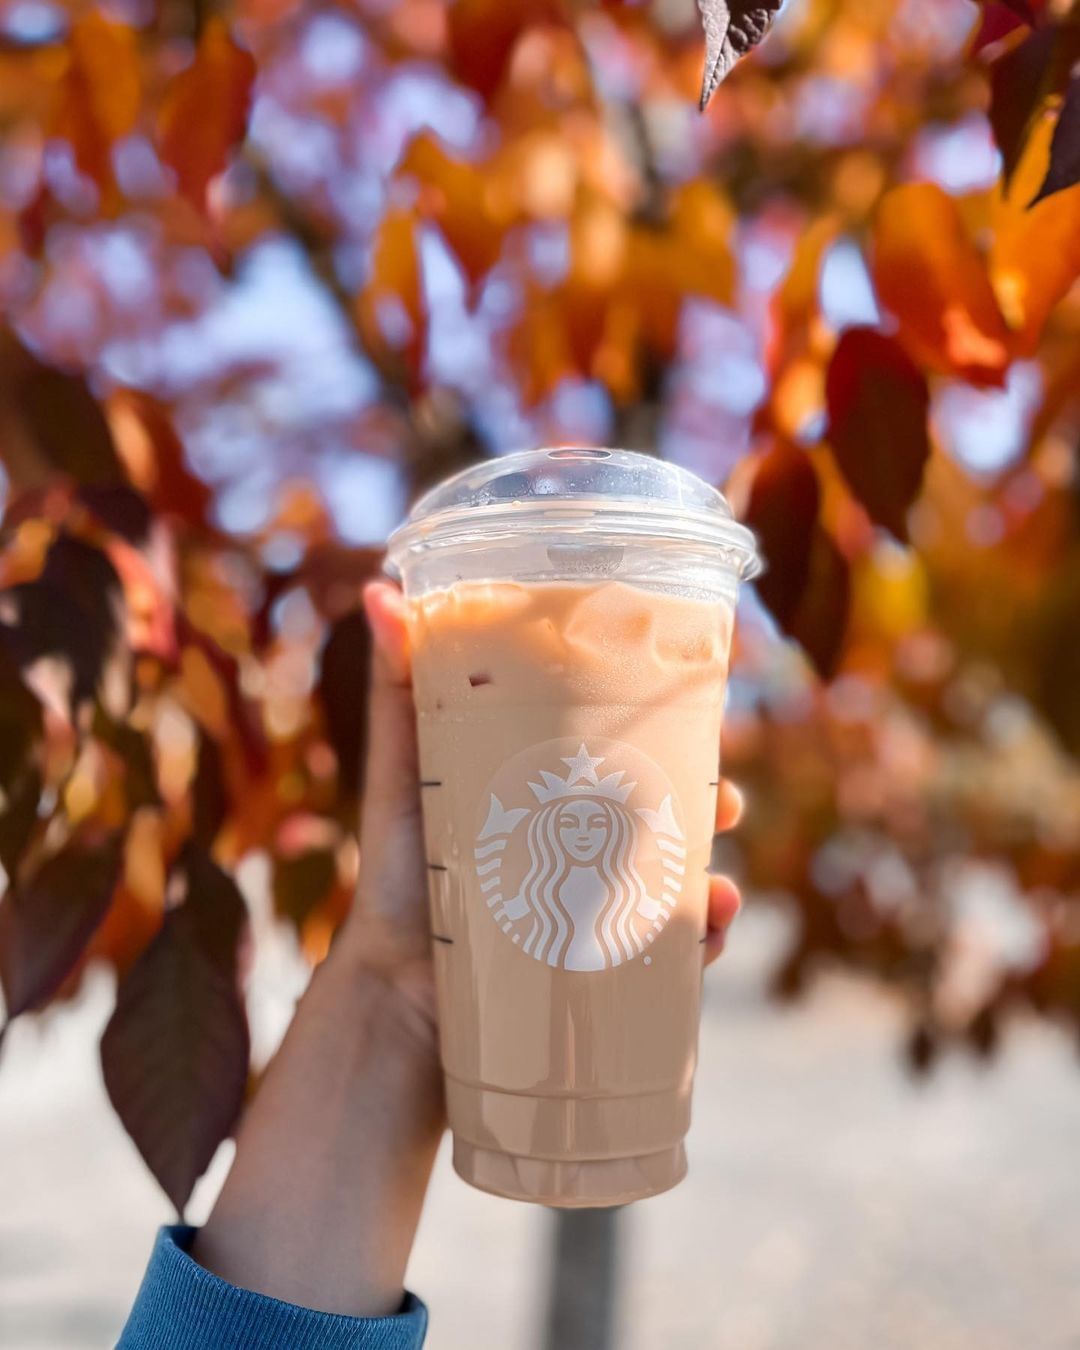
[100,845,249,1213]
[158,18,256,209]
[316,608,372,807]
[447,0,564,101]
[1032,75,1080,203]
[743,442,820,627]
[825,328,930,541]
[744,444,850,676]
[971,4,1028,56]
[0,328,125,491]
[0,833,123,1019]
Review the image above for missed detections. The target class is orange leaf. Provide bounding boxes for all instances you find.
[357,207,427,388]
[399,133,507,295]
[506,284,573,405]
[991,113,1080,355]
[871,183,1012,387]
[667,179,737,307]
[628,183,736,358]
[51,14,140,198]
[158,18,256,209]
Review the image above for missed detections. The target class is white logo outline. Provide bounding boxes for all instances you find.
[474,741,687,971]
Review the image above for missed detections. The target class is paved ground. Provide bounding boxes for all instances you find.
[2,907,1079,1350]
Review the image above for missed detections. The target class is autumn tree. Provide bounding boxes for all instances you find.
[0,0,1078,1226]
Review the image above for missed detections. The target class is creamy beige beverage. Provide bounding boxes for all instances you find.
[387,447,758,1206]
[409,580,731,1204]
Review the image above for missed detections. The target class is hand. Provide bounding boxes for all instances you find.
[348,580,744,987]
[196,578,745,1318]
[330,581,439,1049]
[706,780,744,965]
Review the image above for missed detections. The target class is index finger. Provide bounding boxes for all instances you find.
[714,779,743,833]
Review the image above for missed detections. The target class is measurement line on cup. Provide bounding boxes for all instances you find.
[420,780,443,788]
[709,780,721,786]
[432,933,454,945]
[427,862,448,872]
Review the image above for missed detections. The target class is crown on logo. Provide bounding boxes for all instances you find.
[527,743,636,805]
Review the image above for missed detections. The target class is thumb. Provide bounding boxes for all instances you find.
[356,582,424,904]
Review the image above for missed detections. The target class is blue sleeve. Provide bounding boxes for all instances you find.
[118,1226,428,1349]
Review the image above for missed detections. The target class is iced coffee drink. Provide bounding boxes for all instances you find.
[386,448,758,1206]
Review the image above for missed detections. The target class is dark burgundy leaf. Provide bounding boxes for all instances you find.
[77,484,153,544]
[697,0,783,109]
[0,833,123,1019]
[1032,76,1080,203]
[273,847,336,930]
[94,709,160,811]
[826,327,930,541]
[101,845,249,1213]
[743,442,820,627]
[0,535,124,712]
[192,731,228,848]
[316,608,372,805]
[971,3,1028,55]
[996,0,1039,20]
[989,27,1055,181]
[0,328,124,490]
[905,1021,938,1075]
[0,766,42,881]
[784,531,851,682]
[0,648,43,875]
[988,25,1080,183]
[1031,563,1080,756]
[967,1002,1000,1059]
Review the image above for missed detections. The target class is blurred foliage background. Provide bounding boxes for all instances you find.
[0,0,1078,1211]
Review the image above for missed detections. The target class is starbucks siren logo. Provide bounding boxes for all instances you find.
[474,739,687,970]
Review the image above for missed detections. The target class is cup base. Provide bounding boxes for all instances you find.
[452,1137,687,1208]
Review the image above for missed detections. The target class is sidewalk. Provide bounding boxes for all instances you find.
[2,907,1078,1349]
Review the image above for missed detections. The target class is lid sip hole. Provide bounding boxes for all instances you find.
[546,447,612,461]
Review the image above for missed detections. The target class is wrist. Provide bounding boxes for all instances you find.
[328,916,440,1061]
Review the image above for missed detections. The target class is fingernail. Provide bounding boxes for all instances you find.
[363,584,409,684]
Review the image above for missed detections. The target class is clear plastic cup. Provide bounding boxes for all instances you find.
[386,447,759,1206]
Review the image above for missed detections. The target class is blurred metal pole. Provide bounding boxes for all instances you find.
[542,1207,623,1350]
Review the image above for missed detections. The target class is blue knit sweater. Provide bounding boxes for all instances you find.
[119,1227,427,1348]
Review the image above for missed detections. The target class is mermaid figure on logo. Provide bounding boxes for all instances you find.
[484,744,682,971]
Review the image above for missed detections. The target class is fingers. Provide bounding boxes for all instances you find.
[706,779,744,963]
[714,779,744,834]
[356,582,425,913]
[703,873,741,968]
[362,581,411,688]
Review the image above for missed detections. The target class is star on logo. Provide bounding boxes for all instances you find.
[561,743,605,787]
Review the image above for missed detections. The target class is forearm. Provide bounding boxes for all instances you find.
[193,938,444,1317]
